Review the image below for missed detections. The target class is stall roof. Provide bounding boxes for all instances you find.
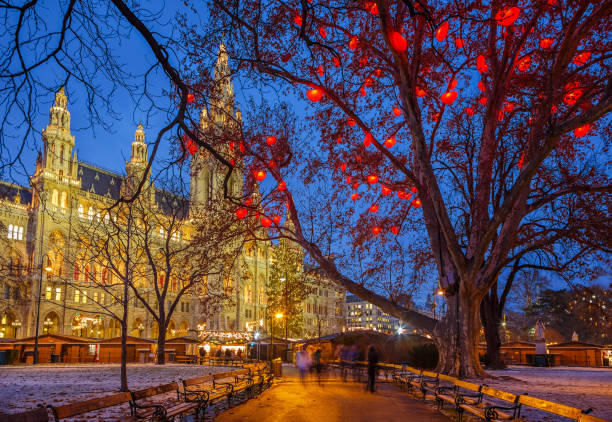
[7,333,94,345]
[548,341,604,349]
[96,336,156,345]
[166,336,200,344]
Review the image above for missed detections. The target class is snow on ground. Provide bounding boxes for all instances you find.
[0,363,233,420]
[467,366,612,421]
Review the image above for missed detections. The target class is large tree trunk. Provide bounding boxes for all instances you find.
[156,323,166,365]
[481,295,506,369]
[434,286,487,378]
[120,318,129,391]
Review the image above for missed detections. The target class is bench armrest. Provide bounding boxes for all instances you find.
[484,402,521,421]
[435,385,457,396]
[130,400,166,420]
[212,381,234,395]
[182,387,210,403]
[456,391,483,406]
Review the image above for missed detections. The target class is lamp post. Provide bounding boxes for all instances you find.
[273,313,283,361]
[33,255,53,364]
[280,276,288,360]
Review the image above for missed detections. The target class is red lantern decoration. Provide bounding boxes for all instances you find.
[540,38,553,49]
[359,87,367,97]
[478,81,485,92]
[372,226,381,235]
[278,181,287,191]
[391,225,399,235]
[333,57,340,67]
[440,91,458,105]
[306,88,323,102]
[351,192,360,201]
[465,107,474,116]
[495,7,520,26]
[416,87,427,97]
[564,88,583,105]
[393,107,402,116]
[261,217,272,227]
[573,51,591,66]
[412,199,422,208]
[365,2,378,14]
[317,65,324,76]
[236,208,248,219]
[349,36,358,50]
[384,137,396,148]
[364,133,373,148]
[479,96,487,105]
[381,186,391,196]
[369,204,379,213]
[517,55,532,72]
[294,15,302,26]
[266,136,277,145]
[187,93,195,103]
[244,198,253,206]
[345,176,351,184]
[389,31,408,52]
[273,215,282,225]
[517,153,524,169]
[367,175,378,184]
[186,138,197,155]
[319,26,327,38]
[504,103,515,113]
[352,182,360,190]
[455,38,464,48]
[448,79,458,90]
[435,22,449,42]
[340,162,347,172]
[347,117,356,126]
[255,170,267,182]
[574,124,590,137]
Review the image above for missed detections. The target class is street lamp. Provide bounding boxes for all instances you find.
[34,255,52,364]
[270,313,283,361]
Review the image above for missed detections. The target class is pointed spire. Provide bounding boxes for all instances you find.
[54,87,67,109]
[48,87,71,131]
[134,123,145,144]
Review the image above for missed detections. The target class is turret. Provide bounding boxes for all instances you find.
[42,87,75,177]
[124,123,150,196]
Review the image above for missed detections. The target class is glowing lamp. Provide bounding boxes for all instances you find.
[495,7,520,26]
[372,226,381,235]
[369,204,379,213]
[266,136,277,145]
[440,91,457,105]
[412,199,422,208]
[477,55,488,73]
[273,215,281,225]
[381,186,391,196]
[319,26,327,38]
[367,175,378,184]
[306,88,323,102]
[384,137,396,148]
[479,97,487,105]
[435,21,449,42]
[244,198,253,206]
[352,182,360,190]
[351,192,360,201]
[187,93,195,103]
[236,208,248,219]
[275,313,284,319]
[393,107,402,116]
[278,181,287,191]
[391,226,399,235]
[186,139,197,155]
[364,133,373,147]
[389,31,408,52]
[540,38,553,49]
[294,15,302,26]
[345,176,351,184]
[255,170,267,182]
[448,79,458,90]
[573,124,590,137]
[478,81,485,92]
[416,87,427,97]
[573,51,591,66]
[504,103,514,112]
[455,38,464,48]
[517,55,532,72]
[564,89,583,105]
[347,118,356,126]
[349,36,358,50]
[411,186,418,193]
[340,162,347,172]
[261,217,272,227]
[465,107,474,116]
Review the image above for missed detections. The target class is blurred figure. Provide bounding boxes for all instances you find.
[339,345,349,381]
[348,345,359,381]
[296,347,312,383]
[366,345,379,393]
[314,348,323,386]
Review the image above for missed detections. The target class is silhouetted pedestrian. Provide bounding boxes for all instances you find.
[366,345,378,393]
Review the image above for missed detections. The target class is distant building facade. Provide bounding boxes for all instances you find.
[345,294,401,334]
[301,265,346,338]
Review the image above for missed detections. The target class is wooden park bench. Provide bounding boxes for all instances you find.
[0,406,49,422]
[48,392,133,421]
[126,381,200,421]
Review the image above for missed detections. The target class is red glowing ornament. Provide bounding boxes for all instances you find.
[372,226,381,235]
[573,51,591,66]
[495,7,520,26]
[345,176,351,184]
[389,31,408,52]
[412,199,422,208]
[455,38,464,48]
[333,57,340,67]
[367,175,379,184]
[517,55,532,72]
[504,102,515,113]
[365,77,374,88]
[416,87,427,97]
[381,186,391,196]
[278,181,287,191]
[351,192,360,201]
[266,136,277,145]
[187,93,195,103]
[352,182,360,190]
[364,133,373,148]
[306,88,323,102]
[369,204,379,213]
[319,26,327,38]
[347,117,356,126]
[384,137,396,148]
[391,226,399,235]
[261,217,272,227]
[340,162,347,172]
[465,107,474,116]
[440,91,458,105]
[359,87,367,97]
[255,170,267,182]
[435,22,449,42]
[244,198,253,206]
[574,124,590,138]
[273,215,282,225]
[540,38,553,49]
[365,2,378,14]
[410,186,417,194]
[236,208,248,219]
[349,36,358,50]
[294,15,302,26]
[564,88,583,105]
[185,138,197,155]
[478,81,485,92]
[317,65,324,76]
[477,55,488,73]
[517,153,524,169]
[479,96,488,105]
[268,159,276,169]
[393,107,402,116]
[448,79,458,90]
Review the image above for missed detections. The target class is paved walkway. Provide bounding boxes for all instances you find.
[215,366,449,422]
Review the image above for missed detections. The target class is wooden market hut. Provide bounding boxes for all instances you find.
[547,341,605,366]
[96,336,156,363]
[499,341,536,365]
[165,336,200,361]
[5,333,92,363]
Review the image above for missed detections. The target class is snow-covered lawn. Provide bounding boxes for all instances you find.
[468,366,612,421]
[0,363,233,420]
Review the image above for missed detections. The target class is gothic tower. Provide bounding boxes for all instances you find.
[190,42,243,213]
[41,87,77,179]
[124,123,150,197]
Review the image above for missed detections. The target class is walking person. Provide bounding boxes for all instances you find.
[366,345,379,393]
[296,347,312,384]
[314,348,323,386]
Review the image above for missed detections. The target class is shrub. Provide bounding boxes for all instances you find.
[406,343,438,369]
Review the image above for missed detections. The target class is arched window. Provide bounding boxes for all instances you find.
[101,268,108,285]
[158,274,165,289]
[73,263,79,280]
[87,207,94,221]
[7,224,12,239]
[60,192,67,208]
[51,189,59,206]
[60,145,64,165]
[91,265,97,282]
[84,265,90,282]
[78,204,84,218]
[17,226,23,240]
[171,277,178,292]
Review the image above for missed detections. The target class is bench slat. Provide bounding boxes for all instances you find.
[454,380,481,392]
[481,386,517,403]
[0,407,49,422]
[183,374,214,387]
[519,395,590,419]
[132,382,178,400]
[52,392,132,419]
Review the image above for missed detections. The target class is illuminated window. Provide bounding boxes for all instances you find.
[45,286,52,300]
[55,287,61,301]
[74,289,80,303]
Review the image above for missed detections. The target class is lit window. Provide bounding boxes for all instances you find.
[7,224,12,239]
[45,286,52,300]
[82,290,87,304]
[74,289,80,303]
[55,287,61,301]
[94,292,98,303]
[78,204,84,218]
[18,226,23,240]
[88,207,94,220]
